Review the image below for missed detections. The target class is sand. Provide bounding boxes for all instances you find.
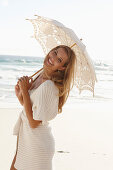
[0,102,113,170]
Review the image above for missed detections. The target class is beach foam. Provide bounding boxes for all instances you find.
[0,55,113,106]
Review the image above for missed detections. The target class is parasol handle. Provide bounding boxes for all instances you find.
[29,68,43,79]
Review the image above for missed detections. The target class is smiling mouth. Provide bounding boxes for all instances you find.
[47,57,54,66]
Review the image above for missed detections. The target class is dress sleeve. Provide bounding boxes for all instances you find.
[32,81,59,124]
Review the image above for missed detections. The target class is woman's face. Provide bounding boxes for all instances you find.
[44,47,69,73]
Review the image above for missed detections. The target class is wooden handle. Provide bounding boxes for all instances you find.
[29,68,43,78]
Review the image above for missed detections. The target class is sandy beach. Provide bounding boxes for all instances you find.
[0,102,113,170]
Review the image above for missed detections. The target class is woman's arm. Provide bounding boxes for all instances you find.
[22,90,42,128]
[15,84,24,105]
[18,76,42,128]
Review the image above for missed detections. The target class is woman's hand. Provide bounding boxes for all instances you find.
[18,76,33,95]
[15,83,24,105]
[15,83,22,98]
[15,76,33,105]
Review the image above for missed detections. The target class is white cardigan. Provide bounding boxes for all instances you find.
[13,80,59,170]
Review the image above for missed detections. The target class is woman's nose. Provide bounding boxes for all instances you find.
[49,53,55,62]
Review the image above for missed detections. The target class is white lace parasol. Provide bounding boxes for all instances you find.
[26,15,97,96]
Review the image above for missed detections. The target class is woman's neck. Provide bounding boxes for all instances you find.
[41,69,53,80]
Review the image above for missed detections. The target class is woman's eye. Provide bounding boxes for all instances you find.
[54,51,57,55]
[58,58,62,63]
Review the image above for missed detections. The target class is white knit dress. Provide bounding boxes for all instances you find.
[13,80,59,170]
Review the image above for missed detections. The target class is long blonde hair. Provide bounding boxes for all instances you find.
[44,45,77,113]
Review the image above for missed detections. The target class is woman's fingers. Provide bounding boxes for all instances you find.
[19,76,33,84]
[15,84,19,90]
[28,77,33,88]
[17,77,23,85]
[29,76,33,83]
[17,76,33,90]
[17,77,23,82]
[18,76,28,83]
[15,84,18,87]
[17,76,32,92]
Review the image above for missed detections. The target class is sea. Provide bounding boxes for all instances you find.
[0,55,113,108]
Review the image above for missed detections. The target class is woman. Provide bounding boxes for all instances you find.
[10,45,76,170]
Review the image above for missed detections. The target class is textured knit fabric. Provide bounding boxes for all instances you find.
[13,80,59,170]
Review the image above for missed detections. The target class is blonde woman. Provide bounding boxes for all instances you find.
[10,45,76,170]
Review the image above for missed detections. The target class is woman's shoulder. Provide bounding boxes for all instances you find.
[33,80,59,99]
[44,80,59,92]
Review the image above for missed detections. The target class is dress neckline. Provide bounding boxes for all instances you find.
[29,79,52,94]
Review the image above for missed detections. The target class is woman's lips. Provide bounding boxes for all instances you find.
[49,58,54,65]
[46,57,54,66]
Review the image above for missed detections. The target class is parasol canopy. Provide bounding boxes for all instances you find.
[26,15,97,95]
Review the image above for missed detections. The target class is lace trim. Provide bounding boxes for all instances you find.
[26,15,97,96]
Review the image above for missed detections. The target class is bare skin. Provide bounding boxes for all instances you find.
[10,47,69,169]
[10,153,17,170]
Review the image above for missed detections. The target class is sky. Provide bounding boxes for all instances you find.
[0,0,113,61]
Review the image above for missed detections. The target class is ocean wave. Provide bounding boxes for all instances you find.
[0,55,44,64]
[0,87,14,92]
[0,67,36,72]
[0,55,113,104]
